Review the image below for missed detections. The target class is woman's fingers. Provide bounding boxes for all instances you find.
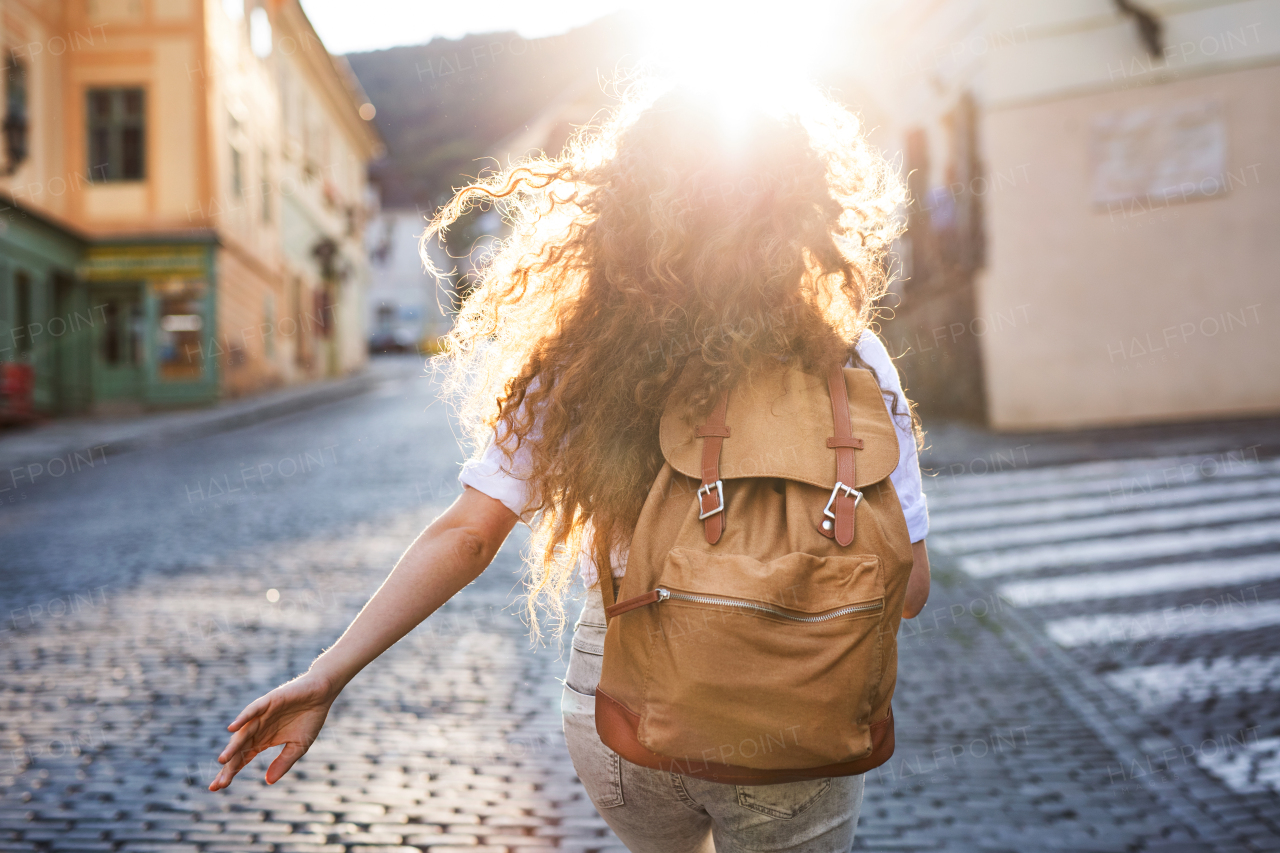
[208,744,259,791]
[217,716,262,763]
[227,695,271,732]
[265,741,308,785]
[211,736,308,791]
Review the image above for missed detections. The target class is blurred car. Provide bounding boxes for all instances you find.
[368,328,419,354]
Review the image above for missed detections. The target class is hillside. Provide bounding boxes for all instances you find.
[345,13,640,213]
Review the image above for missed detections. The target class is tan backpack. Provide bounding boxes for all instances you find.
[595,359,914,784]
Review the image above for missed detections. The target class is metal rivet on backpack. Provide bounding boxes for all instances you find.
[821,519,833,532]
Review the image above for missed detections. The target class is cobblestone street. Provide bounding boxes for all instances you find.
[1,358,1277,852]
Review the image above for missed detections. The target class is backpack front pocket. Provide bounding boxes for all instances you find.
[635,547,886,771]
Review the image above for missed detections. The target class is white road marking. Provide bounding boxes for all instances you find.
[929,475,1280,534]
[1197,735,1280,794]
[1102,655,1280,711]
[934,496,1280,554]
[1044,600,1280,647]
[997,555,1280,607]
[960,520,1280,577]
[926,457,1280,513]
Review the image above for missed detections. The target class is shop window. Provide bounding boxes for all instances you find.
[87,88,146,181]
[156,283,206,380]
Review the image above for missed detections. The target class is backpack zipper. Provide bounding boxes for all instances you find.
[654,588,882,622]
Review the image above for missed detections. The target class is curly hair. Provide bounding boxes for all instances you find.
[425,79,909,636]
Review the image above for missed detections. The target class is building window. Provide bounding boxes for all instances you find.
[230,145,243,196]
[260,147,271,221]
[87,88,145,180]
[3,52,29,173]
[263,292,275,358]
[249,6,273,58]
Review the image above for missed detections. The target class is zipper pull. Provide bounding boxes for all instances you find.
[605,588,668,618]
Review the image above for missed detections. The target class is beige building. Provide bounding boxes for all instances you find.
[0,0,380,415]
[842,0,1279,430]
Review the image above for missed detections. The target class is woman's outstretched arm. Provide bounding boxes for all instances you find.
[209,486,519,791]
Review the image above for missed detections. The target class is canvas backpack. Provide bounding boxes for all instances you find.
[594,359,914,784]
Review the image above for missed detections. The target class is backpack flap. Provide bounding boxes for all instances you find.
[659,363,900,491]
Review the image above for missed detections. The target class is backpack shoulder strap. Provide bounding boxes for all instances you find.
[824,363,865,546]
[694,390,731,544]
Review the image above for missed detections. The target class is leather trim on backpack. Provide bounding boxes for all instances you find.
[660,364,899,490]
[824,363,860,546]
[695,391,730,544]
[594,687,895,784]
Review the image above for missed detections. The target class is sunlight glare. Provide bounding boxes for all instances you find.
[635,0,843,110]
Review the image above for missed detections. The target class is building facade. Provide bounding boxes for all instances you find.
[0,0,380,417]
[842,0,1280,430]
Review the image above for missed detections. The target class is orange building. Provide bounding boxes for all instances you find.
[0,0,381,415]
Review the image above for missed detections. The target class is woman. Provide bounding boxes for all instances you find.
[210,80,931,852]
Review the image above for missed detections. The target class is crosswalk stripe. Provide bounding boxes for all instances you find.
[1196,735,1280,794]
[934,496,1280,554]
[928,452,1269,493]
[1102,654,1280,711]
[929,474,1280,534]
[1043,600,1280,647]
[996,555,1280,607]
[959,519,1280,577]
[926,458,1280,513]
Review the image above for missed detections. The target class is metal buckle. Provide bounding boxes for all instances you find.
[823,481,863,520]
[697,480,725,520]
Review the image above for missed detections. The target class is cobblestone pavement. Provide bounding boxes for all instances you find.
[1,357,1276,852]
[923,449,1280,853]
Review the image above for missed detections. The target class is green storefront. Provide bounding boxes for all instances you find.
[0,199,221,415]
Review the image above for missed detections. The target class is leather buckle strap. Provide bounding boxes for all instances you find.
[823,364,860,546]
[697,389,731,544]
[697,480,725,519]
[823,481,863,520]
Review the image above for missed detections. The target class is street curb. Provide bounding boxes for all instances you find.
[105,371,381,457]
[0,371,379,475]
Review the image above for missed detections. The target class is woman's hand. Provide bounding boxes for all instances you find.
[208,487,518,792]
[208,671,338,791]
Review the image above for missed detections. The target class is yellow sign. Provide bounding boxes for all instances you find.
[78,244,209,281]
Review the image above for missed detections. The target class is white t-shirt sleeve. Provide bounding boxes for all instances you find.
[458,423,538,524]
[854,329,930,543]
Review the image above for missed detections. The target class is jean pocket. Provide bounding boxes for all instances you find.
[735,778,832,819]
[562,683,624,808]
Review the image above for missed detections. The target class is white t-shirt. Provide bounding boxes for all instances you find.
[458,329,930,586]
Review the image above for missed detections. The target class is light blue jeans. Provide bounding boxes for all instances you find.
[561,586,866,853]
